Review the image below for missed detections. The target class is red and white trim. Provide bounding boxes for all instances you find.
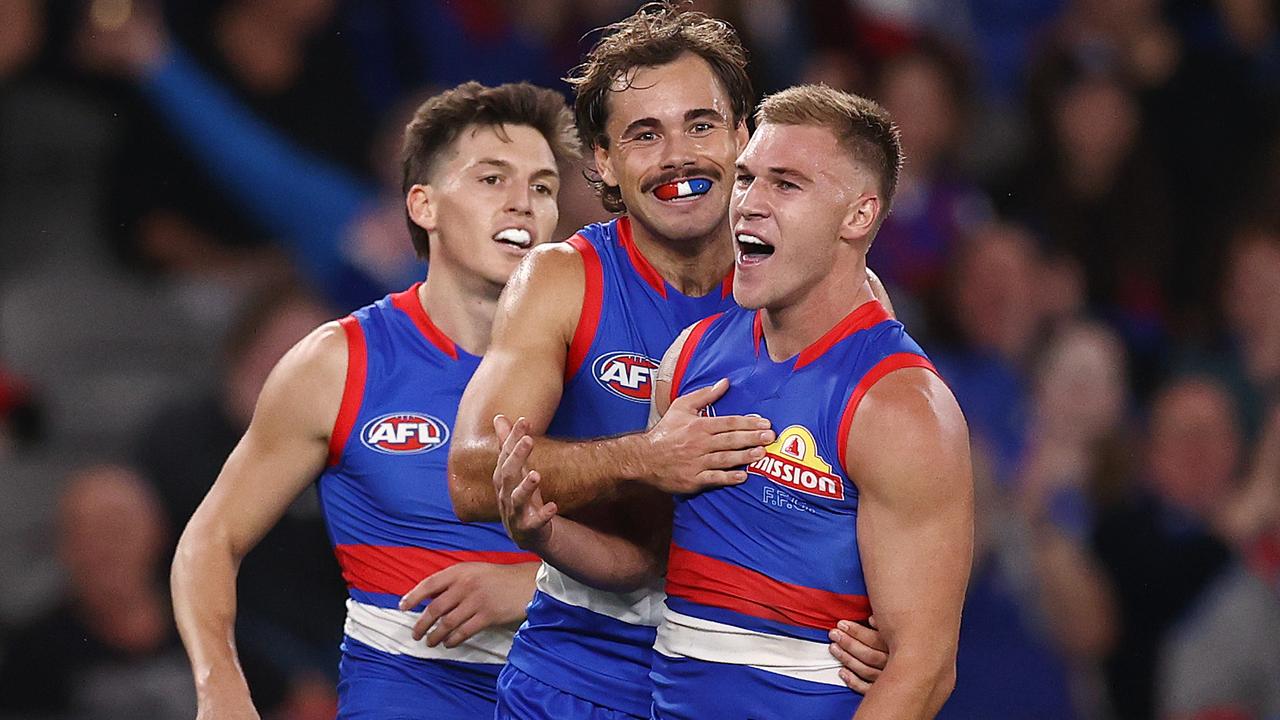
[836,352,938,472]
[564,234,604,381]
[328,316,368,467]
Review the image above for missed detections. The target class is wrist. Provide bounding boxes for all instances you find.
[613,432,653,488]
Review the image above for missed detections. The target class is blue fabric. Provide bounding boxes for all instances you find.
[650,653,860,720]
[337,636,500,719]
[496,664,644,720]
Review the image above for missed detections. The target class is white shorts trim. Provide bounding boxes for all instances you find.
[343,598,515,665]
[653,607,845,686]
[535,562,665,627]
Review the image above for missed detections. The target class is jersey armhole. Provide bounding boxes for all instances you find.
[669,313,721,405]
[327,316,368,467]
[564,234,604,381]
[836,353,938,474]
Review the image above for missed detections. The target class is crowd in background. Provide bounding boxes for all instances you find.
[0,1,1278,718]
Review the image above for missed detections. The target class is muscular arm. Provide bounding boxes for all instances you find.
[489,328,701,590]
[450,244,768,521]
[171,322,347,717]
[848,369,974,719]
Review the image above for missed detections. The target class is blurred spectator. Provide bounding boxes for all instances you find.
[77,4,419,310]
[0,465,195,719]
[1157,404,1280,720]
[0,366,41,458]
[1010,56,1174,389]
[868,39,992,302]
[133,285,346,715]
[929,221,1070,481]
[1093,376,1249,720]
[88,0,375,293]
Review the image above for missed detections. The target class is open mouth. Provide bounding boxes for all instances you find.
[736,233,775,264]
[653,178,712,202]
[493,228,532,249]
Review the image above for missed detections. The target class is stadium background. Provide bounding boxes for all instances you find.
[0,0,1277,718]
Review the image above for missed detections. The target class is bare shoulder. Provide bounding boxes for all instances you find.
[652,323,700,417]
[494,239,590,343]
[253,319,350,441]
[846,367,970,488]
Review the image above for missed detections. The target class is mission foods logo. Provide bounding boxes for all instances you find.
[361,412,449,455]
[593,351,658,402]
[748,425,844,500]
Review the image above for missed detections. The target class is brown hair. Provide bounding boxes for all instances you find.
[400,81,581,259]
[756,84,903,220]
[566,1,752,213]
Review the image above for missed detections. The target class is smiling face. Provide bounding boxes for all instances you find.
[594,52,747,247]
[730,122,880,311]
[407,123,560,288]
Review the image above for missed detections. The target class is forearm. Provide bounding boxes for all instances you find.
[171,519,251,701]
[853,655,956,719]
[450,433,646,521]
[530,514,663,592]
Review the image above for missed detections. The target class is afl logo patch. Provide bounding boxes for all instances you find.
[361,412,449,455]
[593,351,658,402]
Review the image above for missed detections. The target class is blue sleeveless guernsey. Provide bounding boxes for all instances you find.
[500,217,735,718]
[317,285,537,718]
[651,300,937,720]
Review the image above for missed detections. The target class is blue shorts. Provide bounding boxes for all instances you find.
[336,635,501,719]
[650,653,861,720]
[495,662,646,720]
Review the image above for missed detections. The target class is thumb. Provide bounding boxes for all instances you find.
[674,378,728,411]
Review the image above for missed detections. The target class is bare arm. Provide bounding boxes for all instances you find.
[171,322,346,719]
[449,243,771,521]
[486,329,701,590]
[849,369,974,719]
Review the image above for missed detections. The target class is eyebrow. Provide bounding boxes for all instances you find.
[473,158,560,179]
[619,107,728,137]
[734,162,813,184]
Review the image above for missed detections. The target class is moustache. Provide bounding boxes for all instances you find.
[641,167,722,195]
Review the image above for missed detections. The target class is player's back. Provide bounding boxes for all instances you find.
[318,285,536,717]
[651,301,935,720]
[502,217,735,718]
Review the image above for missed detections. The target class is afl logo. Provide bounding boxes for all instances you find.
[360,412,449,455]
[593,351,659,402]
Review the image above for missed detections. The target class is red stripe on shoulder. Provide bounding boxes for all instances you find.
[617,215,667,298]
[565,234,604,381]
[836,352,938,473]
[390,284,458,360]
[328,316,368,467]
[670,314,721,405]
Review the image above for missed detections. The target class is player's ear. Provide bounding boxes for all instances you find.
[733,120,749,153]
[840,193,879,248]
[594,144,618,187]
[406,183,439,234]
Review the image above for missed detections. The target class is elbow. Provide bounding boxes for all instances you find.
[446,446,494,522]
[928,661,958,711]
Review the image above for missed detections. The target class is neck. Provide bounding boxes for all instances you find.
[761,258,873,362]
[628,215,734,297]
[419,266,501,356]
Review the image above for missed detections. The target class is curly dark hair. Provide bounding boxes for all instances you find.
[400,81,581,259]
[566,1,752,213]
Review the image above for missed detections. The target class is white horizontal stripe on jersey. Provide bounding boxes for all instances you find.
[535,562,665,627]
[653,607,845,686]
[344,598,516,665]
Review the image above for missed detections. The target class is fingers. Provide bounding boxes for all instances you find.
[705,415,774,433]
[829,628,882,692]
[493,414,513,443]
[672,378,729,410]
[692,469,748,488]
[442,613,491,648]
[829,621,888,673]
[709,429,776,450]
[702,448,766,470]
[413,587,463,643]
[497,436,534,491]
[842,617,887,653]
[398,568,452,612]
[508,469,543,511]
[839,668,872,694]
[424,594,473,646]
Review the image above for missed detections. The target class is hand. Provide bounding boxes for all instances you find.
[642,379,774,494]
[828,617,889,694]
[492,415,558,550]
[398,560,539,648]
[74,0,170,78]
